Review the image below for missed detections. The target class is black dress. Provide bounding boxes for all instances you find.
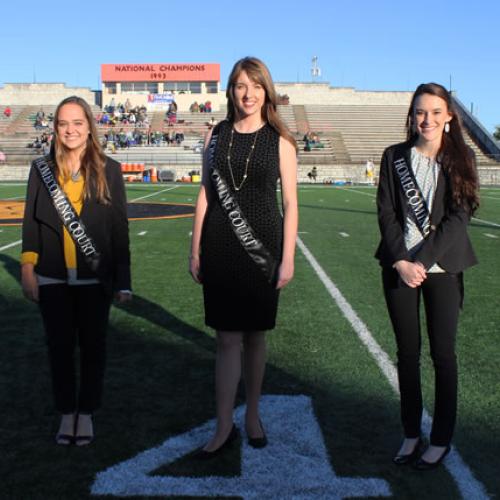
[201,120,283,331]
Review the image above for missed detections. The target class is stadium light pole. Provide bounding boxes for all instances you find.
[311,56,321,82]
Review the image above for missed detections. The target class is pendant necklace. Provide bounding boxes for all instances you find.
[227,126,260,191]
[71,170,81,182]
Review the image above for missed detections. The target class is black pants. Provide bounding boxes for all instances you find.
[382,268,462,446]
[38,283,111,414]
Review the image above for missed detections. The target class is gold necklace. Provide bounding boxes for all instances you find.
[227,127,260,191]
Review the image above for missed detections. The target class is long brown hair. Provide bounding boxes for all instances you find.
[226,57,297,151]
[406,83,479,214]
[53,96,110,203]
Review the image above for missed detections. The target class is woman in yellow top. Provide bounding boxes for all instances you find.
[21,96,131,445]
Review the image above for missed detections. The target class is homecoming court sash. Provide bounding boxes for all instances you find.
[207,128,278,285]
[33,156,101,272]
[393,156,431,237]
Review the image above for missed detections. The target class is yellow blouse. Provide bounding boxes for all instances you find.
[21,175,84,269]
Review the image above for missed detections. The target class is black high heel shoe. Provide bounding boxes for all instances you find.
[414,445,451,470]
[247,419,267,449]
[194,424,239,460]
[392,437,422,465]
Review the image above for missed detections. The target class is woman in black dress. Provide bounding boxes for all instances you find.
[21,96,131,445]
[376,83,479,469]
[190,57,298,456]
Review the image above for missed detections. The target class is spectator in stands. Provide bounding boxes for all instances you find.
[175,130,184,145]
[21,95,131,447]
[190,101,200,113]
[199,102,205,113]
[42,141,51,156]
[108,98,116,113]
[0,149,6,163]
[3,106,12,118]
[207,116,218,129]
[204,101,212,113]
[376,83,479,470]
[307,166,317,182]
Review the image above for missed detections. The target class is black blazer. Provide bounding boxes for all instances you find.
[22,156,131,294]
[375,141,477,273]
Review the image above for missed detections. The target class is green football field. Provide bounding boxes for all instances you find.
[0,181,499,499]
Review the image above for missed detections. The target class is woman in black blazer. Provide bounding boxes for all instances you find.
[375,83,479,469]
[21,96,131,445]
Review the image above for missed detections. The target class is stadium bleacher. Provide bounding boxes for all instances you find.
[1,101,499,183]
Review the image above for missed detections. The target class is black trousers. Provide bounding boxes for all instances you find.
[38,283,111,414]
[382,268,462,446]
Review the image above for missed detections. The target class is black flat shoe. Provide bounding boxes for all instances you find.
[392,437,422,465]
[194,424,239,460]
[247,420,267,449]
[75,435,94,447]
[414,445,451,471]
[75,414,94,447]
[55,433,74,446]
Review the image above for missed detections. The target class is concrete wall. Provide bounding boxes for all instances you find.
[275,83,413,106]
[0,81,413,110]
[1,164,499,184]
[0,83,96,105]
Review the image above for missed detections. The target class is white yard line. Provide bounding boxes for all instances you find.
[0,239,22,252]
[336,187,500,229]
[130,186,179,202]
[3,196,25,200]
[337,186,377,198]
[297,236,489,500]
[480,195,500,201]
[472,217,500,228]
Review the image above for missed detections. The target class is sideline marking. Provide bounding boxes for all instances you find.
[131,186,179,202]
[339,232,349,238]
[91,395,390,498]
[297,236,489,500]
[138,231,148,236]
[0,239,22,252]
[484,233,498,239]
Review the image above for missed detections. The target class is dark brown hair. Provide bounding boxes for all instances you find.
[226,57,297,150]
[53,96,110,203]
[406,83,479,214]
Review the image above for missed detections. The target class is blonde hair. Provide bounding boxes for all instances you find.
[53,96,110,204]
[226,57,297,151]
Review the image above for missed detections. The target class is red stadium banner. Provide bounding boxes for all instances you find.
[101,63,220,82]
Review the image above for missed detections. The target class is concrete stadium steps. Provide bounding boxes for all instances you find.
[305,104,408,163]
[463,135,499,166]
[291,105,309,135]
[277,105,298,133]
[172,110,227,135]
[111,142,202,166]
[1,103,499,172]
[0,105,27,134]
[297,137,336,165]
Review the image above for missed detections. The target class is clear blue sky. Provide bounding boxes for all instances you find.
[1,0,499,133]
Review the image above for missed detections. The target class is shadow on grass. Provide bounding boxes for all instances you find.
[0,284,495,499]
